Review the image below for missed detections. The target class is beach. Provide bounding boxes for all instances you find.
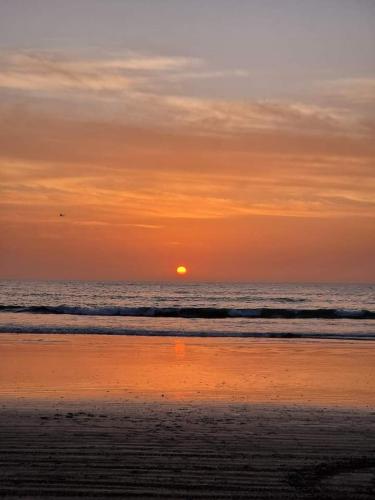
[1,334,374,498]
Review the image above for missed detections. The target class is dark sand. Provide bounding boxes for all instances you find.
[0,334,374,498]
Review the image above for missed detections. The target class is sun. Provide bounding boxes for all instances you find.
[176,265,187,275]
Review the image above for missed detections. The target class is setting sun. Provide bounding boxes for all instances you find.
[176,265,187,275]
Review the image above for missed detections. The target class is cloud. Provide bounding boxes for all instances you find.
[1,147,374,223]
[318,77,375,104]
[98,56,201,71]
[0,51,200,94]
[0,50,370,138]
[155,69,249,81]
[0,52,133,92]
[0,49,373,225]
[160,95,361,135]
[1,102,374,187]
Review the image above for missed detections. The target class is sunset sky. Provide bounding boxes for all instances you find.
[1,0,374,282]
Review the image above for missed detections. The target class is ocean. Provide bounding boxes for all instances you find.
[0,280,374,340]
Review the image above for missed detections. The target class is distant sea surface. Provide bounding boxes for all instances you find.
[0,281,374,340]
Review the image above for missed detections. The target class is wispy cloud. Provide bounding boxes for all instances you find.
[0,51,200,93]
[1,152,374,223]
[0,50,369,138]
[156,69,249,81]
[318,77,375,104]
[1,49,374,224]
[159,95,360,135]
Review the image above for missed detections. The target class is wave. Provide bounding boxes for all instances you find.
[156,296,307,303]
[0,304,374,320]
[0,324,374,339]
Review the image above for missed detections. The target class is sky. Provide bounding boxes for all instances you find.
[0,0,374,282]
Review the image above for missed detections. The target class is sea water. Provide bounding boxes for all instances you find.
[0,281,374,339]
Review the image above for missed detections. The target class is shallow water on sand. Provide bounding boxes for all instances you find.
[1,335,374,408]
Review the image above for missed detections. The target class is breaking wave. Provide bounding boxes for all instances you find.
[0,304,374,320]
[0,324,374,339]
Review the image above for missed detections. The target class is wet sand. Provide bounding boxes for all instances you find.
[0,334,374,498]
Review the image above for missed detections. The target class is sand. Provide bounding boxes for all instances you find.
[0,334,374,498]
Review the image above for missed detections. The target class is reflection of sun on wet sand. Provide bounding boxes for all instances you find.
[0,334,374,498]
[174,339,186,359]
[1,335,374,406]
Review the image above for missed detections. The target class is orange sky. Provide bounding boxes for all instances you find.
[1,111,373,282]
[0,1,374,282]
